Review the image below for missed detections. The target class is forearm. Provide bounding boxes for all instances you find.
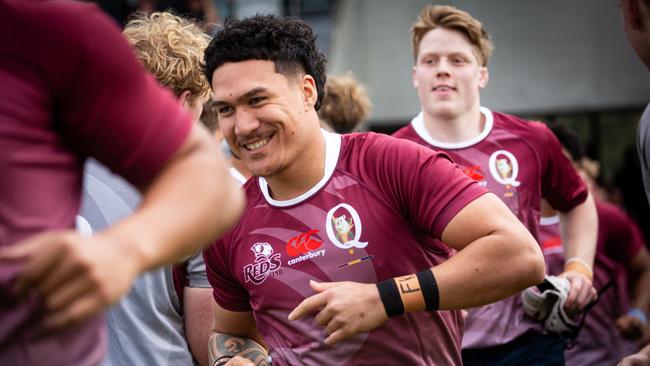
[185,287,215,366]
[208,332,269,366]
[381,231,544,314]
[559,192,598,273]
[100,127,244,272]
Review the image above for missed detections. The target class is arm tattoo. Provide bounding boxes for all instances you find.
[208,333,269,366]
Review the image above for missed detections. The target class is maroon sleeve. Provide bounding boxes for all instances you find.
[598,202,645,264]
[203,235,252,312]
[536,123,588,212]
[358,133,488,239]
[40,2,192,187]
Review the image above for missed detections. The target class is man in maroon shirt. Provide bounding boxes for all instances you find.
[0,1,243,365]
[202,14,545,366]
[392,5,598,365]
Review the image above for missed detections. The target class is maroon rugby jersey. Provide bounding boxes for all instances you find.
[393,107,588,348]
[0,1,192,364]
[204,131,487,365]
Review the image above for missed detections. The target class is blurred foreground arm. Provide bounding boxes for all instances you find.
[0,124,244,330]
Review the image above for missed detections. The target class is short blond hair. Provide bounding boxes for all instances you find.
[318,75,372,134]
[123,12,211,100]
[411,5,493,66]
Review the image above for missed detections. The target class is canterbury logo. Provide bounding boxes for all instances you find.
[286,229,322,257]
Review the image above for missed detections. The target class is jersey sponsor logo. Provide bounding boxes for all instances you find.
[286,230,327,266]
[286,229,322,256]
[462,165,488,187]
[488,150,521,187]
[243,242,282,285]
[325,203,368,250]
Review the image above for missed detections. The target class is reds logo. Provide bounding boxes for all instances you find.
[286,229,322,257]
[243,242,281,285]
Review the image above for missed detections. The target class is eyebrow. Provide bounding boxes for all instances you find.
[213,87,269,107]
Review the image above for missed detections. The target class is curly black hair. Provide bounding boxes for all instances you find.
[204,14,327,111]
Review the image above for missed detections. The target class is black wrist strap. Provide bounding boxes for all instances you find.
[416,269,439,311]
[212,355,234,366]
[377,278,404,317]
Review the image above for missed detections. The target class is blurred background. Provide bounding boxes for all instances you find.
[93,0,650,237]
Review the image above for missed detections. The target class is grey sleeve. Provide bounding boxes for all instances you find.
[637,103,650,209]
[186,251,211,288]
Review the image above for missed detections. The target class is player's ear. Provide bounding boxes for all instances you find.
[479,67,489,89]
[412,66,419,88]
[301,74,318,110]
[179,90,193,109]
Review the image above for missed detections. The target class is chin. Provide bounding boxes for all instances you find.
[249,164,280,179]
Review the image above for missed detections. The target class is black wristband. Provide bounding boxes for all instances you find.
[377,278,405,317]
[416,269,439,311]
[212,355,234,366]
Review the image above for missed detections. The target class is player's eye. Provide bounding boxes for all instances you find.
[218,106,234,116]
[250,97,266,106]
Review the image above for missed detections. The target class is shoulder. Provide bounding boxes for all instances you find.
[16,1,119,48]
[392,124,417,139]
[596,200,627,223]
[492,111,548,136]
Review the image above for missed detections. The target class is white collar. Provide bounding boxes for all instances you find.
[411,106,494,149]
[258,129,341,207]
[539,215,560,226]
[229,167,247,185]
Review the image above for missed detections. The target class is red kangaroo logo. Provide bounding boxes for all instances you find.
[286,229,322,257]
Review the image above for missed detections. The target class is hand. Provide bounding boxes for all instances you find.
[617,314,646,340]
[0,230,141,331]
[560,270,596,316]
[618,353,650,366]
[288,280,388,345]
[224,356,255,366]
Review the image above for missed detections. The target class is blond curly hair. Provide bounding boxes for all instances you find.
[318,75,372,134]
[411,5,493,66]
[123,12,211,100]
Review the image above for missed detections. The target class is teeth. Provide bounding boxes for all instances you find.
[245,138,269,151]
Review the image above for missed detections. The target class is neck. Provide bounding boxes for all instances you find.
[265,128,326,201]
[422,105,484,144]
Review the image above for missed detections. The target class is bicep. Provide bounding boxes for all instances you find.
[440,192,523,250]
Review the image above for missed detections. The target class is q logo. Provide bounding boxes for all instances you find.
[488,150,521,187]
[325,203,368,250]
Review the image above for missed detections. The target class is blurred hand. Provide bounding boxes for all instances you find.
[618,353,650,366]
[617,314,646,340]
[0,230,141,331]
[288,280,388,345]
[560,270,597,316]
